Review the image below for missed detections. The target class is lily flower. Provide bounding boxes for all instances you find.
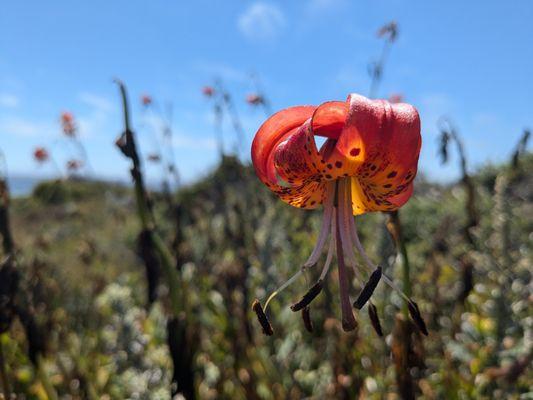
[251,93,426,335]
[33,147,49,163]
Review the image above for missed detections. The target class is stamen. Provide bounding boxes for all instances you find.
[335,182,357,332]
[291,209,337,312]
[367,302,384,337]
[262,184,335,312]
[302,306,313,332]
[290,280,323,311]
[353,266,382,309]
[348,210,410,302]
[252,299,273,336]
[263,269,303,311]
[407,300,429,336]
[303,182,335,268]
[320,226,335,280]
[338,179,359,268]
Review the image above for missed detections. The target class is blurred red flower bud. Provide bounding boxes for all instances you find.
[147,153,161,162]
[246,94,264,105]
[60,111,76,137]
[33,147,49,163]
[202,86,215,97]
[141,94,152,106]
[388,93,404,104]
[377,21,398,42]
[67,159,82,171]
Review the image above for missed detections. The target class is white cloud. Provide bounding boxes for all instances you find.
[196,61,248,83]
[238,2,285,40]
[0,117,55,138]
[0,93,20,108]
[79,92,114,113]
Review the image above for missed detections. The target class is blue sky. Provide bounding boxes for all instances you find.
[1,0,532,185]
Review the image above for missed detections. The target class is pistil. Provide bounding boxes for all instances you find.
[335,180,357,331]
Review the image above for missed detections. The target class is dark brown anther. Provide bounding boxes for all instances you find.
[252,299,273,336]
[290,279,323,312]
[407,300,428,336]
[302,306,313,333]
[368,302,383,337]
[353,266,382,309]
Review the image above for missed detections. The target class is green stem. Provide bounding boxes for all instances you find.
[388,211,411,317]
[37,355,58,400]
[0,335,11,397]
[115,79,185,318]
[152,232,185,316]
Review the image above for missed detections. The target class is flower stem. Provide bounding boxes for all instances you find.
[115,79,185,317]
[335,195,357,331]
[37,355,58,400]
[387,210,411,317]
[0,335,11,397]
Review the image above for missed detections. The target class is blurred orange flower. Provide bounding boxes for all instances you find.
[33,147,49,163]
[246,93,264,105]
[141,94,152,106]
[202,86,214,97]
[60,111,76,137]
[67,159,82,171]
[388,93,404,104]
[377,21,398,42]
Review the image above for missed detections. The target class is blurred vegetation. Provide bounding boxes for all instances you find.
[0,149,531,399]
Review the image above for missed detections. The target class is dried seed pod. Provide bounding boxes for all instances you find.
[252,299,273,336]
[290,280,323,312]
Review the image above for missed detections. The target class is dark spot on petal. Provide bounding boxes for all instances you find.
[325,174,332,179]
[327,164,333,169]
[335,161,343,168]
[387,171,397,178]
[383,184,392,188]
[349,148,360,156]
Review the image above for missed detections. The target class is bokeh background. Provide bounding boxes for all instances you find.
[0,1,531,399]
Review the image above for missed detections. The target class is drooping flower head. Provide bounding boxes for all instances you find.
[60,111,77,137]
[33,147,49,163]
[377,21,398,43]
[251,93,427,336]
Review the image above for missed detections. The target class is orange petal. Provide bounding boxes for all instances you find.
[273,179,327,209]
[311,101,348,139]
[251,106,315,186]
[337,95,420,213]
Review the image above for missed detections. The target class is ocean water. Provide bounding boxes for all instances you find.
[7,176,42,197]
